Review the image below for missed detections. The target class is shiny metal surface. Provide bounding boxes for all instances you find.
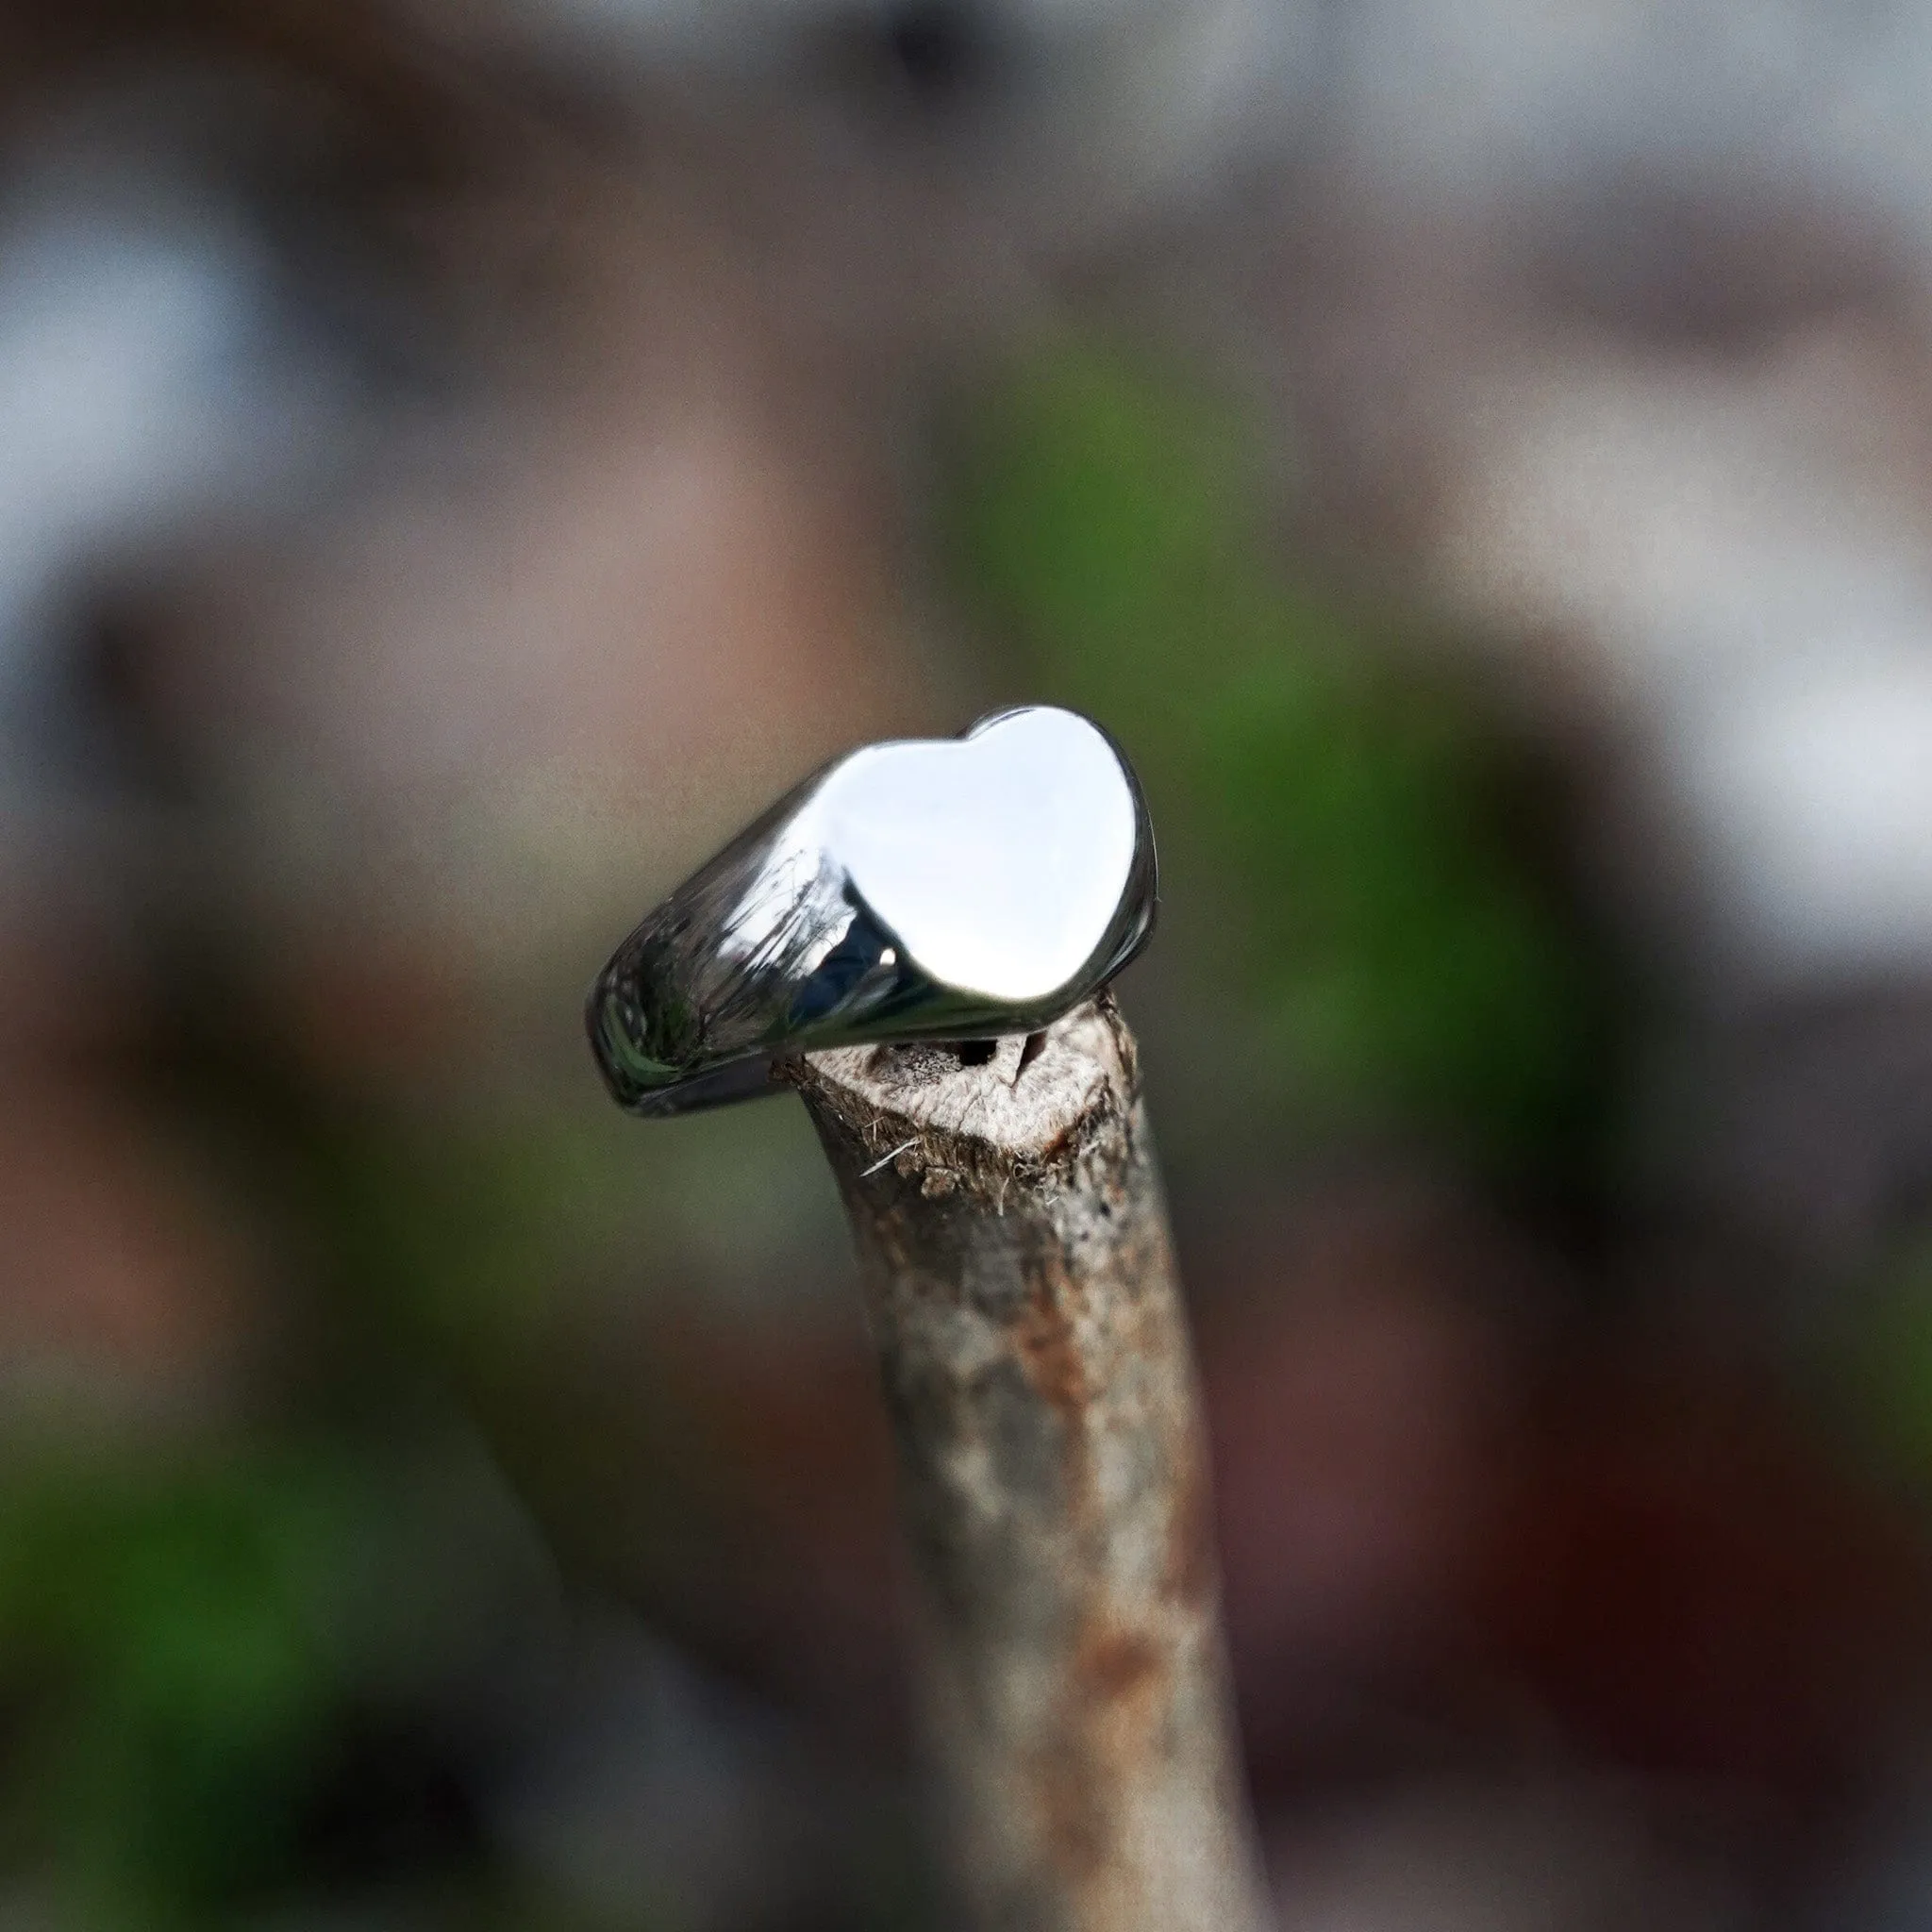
[588,706,1158,1115]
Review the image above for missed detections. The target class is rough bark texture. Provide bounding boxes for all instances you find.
[786,997,1273,1932]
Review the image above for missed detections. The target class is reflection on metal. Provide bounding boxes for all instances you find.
[588,706,1158,1116]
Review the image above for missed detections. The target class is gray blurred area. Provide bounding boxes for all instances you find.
[8,1,1932,1925]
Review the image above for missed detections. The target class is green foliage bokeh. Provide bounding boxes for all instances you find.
[947,346,1619,1174]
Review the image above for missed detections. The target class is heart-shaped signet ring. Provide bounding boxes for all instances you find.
[587,706,1158,1116]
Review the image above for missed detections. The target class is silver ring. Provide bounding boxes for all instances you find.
[587,706,1158,1116]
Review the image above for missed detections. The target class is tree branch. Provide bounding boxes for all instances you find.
[786,996,1273,1932]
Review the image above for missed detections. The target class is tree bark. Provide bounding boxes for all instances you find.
[785,996,1273,1932]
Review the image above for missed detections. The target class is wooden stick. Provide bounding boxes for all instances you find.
[785,996,1274,1932]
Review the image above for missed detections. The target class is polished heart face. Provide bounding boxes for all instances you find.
[589,705,1157,1115]
[734,708,1141,1002]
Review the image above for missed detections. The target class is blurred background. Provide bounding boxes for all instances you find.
[9,1,1932,1925]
